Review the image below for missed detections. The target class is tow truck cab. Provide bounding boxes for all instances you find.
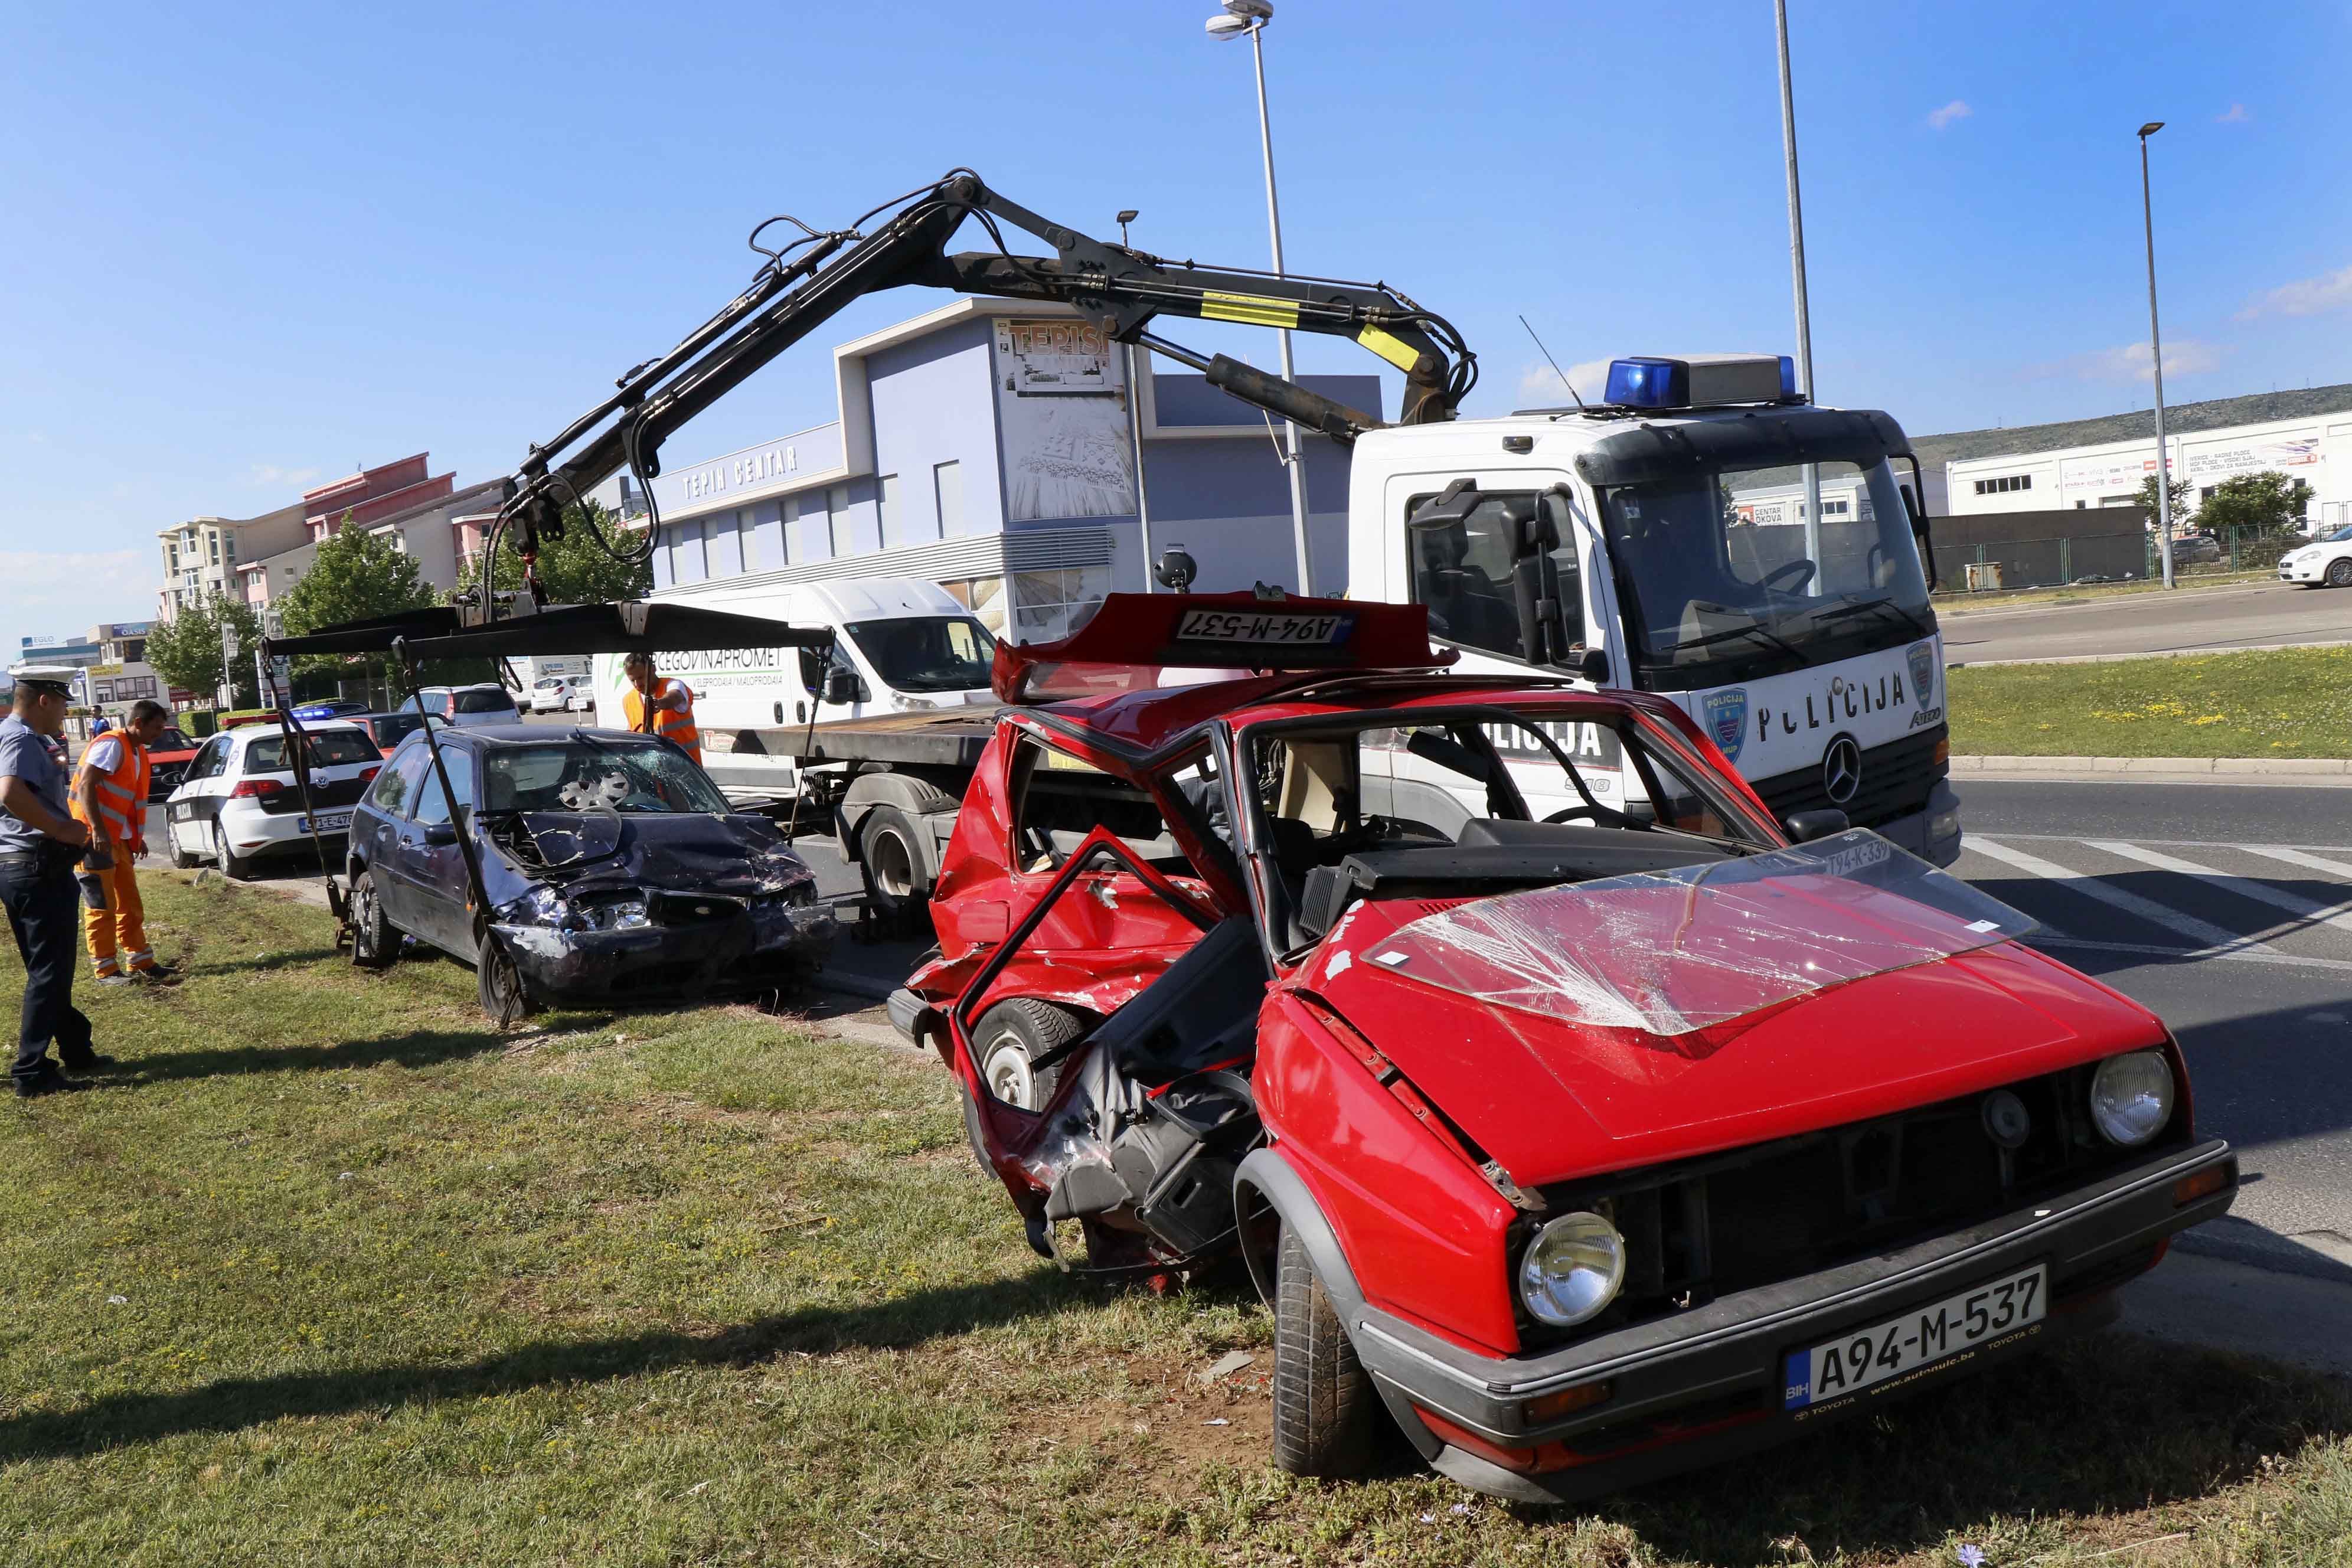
[1344,354,1962,866]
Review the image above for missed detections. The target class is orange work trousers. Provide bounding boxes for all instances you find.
[83,854,153,976]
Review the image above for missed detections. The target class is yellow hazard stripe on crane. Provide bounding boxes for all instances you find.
[1355,324,1423,371]
[1200,290,1301,328]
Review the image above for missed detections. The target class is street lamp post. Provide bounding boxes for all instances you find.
[2138,122,2177,590]
[1207,0,1315,596]
[1773,0,1822,570]
[1118,209,1157,592]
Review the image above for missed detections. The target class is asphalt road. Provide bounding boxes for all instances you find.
[1941,582,2352,665]
[139,775,2352,1281]
[1953,777,2352,1279]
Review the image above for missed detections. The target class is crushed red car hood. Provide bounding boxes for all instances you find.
[1299,893,2167,1189]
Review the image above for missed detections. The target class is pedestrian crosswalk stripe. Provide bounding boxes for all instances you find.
[2082,840,2352,940]
[2237,844,2352,881]
[1969,835,2352,973]
[1968,835,2252,951]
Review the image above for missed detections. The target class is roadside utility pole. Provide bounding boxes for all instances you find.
[1774,0,1822,567]
[2139,122,2177,590]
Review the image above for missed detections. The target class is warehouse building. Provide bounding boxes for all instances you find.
[622,299,1377,642]
[1923,383,2352,530]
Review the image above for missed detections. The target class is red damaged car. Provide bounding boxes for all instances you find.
[887,593,2237,1502]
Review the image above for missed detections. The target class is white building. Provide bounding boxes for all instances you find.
[1930,384,2352,530]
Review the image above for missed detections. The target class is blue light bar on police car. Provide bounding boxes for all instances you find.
[1603,354,1796,409]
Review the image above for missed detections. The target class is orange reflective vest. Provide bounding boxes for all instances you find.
[72,734,149,844]
[623,678,701,762]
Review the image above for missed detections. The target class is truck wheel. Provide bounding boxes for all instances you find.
[476,931,537,1026]
[1272,1226,1375,1479]
[858,805,934,934]
[970,998,1084,1111]
[348,870,398,971]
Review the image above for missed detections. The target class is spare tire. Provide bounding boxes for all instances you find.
[969,997,1086,1112]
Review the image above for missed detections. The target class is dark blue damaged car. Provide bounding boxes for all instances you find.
[343,724,835,1018]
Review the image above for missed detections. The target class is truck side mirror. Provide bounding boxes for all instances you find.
[821,667,858,705]
[1576,647,1611,685]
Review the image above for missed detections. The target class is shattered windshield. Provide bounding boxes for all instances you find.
[844,616,997,694]
[1366,829,2034,1037]
[1600,458,1933,691]
[479,739,730,816]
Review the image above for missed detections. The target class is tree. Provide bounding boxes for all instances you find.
[145,591,262,708]
[2131,469,2193,526]
[277,516,439,677]
[463,499,653,605]
[2194,471,2310,537]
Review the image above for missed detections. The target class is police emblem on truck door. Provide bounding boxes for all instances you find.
[1907,641,1938,709]
[1702,688,1747,763]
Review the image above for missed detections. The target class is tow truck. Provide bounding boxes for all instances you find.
[475,169,1958,923]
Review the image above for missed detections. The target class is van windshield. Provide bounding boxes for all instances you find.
[1599,458,1933,690]
[844,616,997,694]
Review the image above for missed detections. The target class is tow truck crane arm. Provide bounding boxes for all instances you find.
[497,168,1474,574]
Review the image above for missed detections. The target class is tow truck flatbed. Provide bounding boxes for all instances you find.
[749,707,1001,771]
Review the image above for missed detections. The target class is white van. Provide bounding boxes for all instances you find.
[592,576,998,801]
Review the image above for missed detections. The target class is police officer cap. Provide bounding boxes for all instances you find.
[6,663,79,697]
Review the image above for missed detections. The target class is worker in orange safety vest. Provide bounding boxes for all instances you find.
[70,699,178,985]
[620,652,701,764]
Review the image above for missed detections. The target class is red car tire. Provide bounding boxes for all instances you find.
[1272,1225,1375,1478]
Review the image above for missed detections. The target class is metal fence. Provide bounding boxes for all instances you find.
[1930,525,2306,593]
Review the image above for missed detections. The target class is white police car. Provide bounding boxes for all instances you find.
[2279,523,2352,588]
[162,719,385,880]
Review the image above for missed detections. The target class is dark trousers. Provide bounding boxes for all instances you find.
[0,852,95,1083]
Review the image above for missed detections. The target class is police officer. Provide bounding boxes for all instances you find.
[621,652,702,765]
[0,665,114,1097]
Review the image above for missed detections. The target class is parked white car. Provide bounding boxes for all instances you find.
[530,675,582,713]
[398,684,525,729]
[2279,524,2352,588]
[162,720,386,880]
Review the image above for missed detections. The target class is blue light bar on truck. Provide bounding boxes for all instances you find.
[1602,354,1798,410]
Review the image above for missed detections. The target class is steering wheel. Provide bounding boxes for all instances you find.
[1543,805,1604,825]
[1762,558,1817,593]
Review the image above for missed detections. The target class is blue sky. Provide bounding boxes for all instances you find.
[4,0,2347,660]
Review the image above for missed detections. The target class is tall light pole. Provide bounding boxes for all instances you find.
[2139,122,2177,590]
[1773,0,1821,569]
[1207,0,1315,595]
[1118,208,1157,592]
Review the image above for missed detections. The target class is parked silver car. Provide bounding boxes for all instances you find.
[398,684,524,729]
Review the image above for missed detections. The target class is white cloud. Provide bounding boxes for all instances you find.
[1517,357,1612,406]
[2216,103,2252,123]
[1927,100,1972,130]
[0,550,153,631]
[2236,263,2352,321]
[2053,339,2226,383]
[249,463,322,488]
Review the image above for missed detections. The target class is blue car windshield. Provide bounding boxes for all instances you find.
[479,739,729,815]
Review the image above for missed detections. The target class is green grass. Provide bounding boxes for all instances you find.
[5,876,2352,1565]
[1948,646,2352,760]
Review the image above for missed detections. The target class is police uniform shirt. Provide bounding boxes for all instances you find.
[0,713,70,855]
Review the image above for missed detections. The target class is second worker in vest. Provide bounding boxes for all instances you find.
[73,698,180,986]
[620,653,701,765]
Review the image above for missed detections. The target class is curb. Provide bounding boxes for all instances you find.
[817,972,898,1004]
[1945,638,2352,669]
[1952,754,2351,776]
